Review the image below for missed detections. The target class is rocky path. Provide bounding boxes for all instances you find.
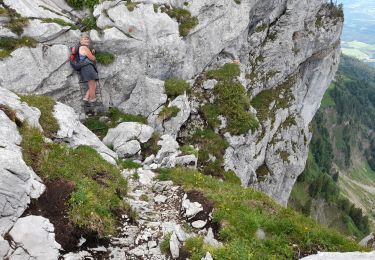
[63,168,215,260]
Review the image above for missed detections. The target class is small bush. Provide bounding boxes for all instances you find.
[67,0,99,10]
[159,106,180,121]
[141,132,161,158]
[180,144,199,157]
[160,233,172,253]
[80,16,97,31]
[206,63,240,82]
[0,37,37,59]
[119,159,142,170]
[165,8,198,37]
[255,23,267,33]
[164,78,190,98]
[183,236,205,259]
[108,108,147,124]
[126,0,138,11]
[41,18,79,30]
[96,52,115,65]
[20,95,59,138]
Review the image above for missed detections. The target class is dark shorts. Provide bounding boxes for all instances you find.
[80,63,99,82]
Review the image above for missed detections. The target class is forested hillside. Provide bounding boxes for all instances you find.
[289,55,375,239]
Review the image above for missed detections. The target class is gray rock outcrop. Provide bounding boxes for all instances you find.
[7,216,61,260]
[103,122,154,158]
[0,89,45,236]
[53,102,118,164]
[301,251,375,260]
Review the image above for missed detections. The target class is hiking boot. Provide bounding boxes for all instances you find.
[83,97,89,102]
[89,98,97,103]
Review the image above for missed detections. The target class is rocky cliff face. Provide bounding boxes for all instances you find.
[0,0,343,205]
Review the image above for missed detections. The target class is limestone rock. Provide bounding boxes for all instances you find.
[8,216,61,260]
[119,77,167,117]
[0,104,45,236]
[22,19,71,42]
[169,232,179,259]
[0,87,42,129]
[155,134,179,163]
[53,102,118,164]
[203,79,217,90]
[0,237,10,259]
[191,220,207,229]
[204,228,222,247]
[300,251,375,260]
[182,197,203,219]
[359,233,375,250]
[201,252,214,260]
[103,122,154,158]
[148,94,191,138]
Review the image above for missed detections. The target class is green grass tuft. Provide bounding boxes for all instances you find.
[164,8,198,37]
[159,106,180,121]
[180,144,199,157]
[0,37,37,59]
[41,18,79,30]
[20,125,128,237]
[160,233,172,253]
[164,78,190,99]
[206,63,240,82]
[158,167,367,259]
[20,95,59,138]
[203,63,258,135]
[80,16,98,31]
[251,75,296,125]
[119,159,142,170]
[84,108,147,139]
[96,52,115,65]
[66,0,99,10]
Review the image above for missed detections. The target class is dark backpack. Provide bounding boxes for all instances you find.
[69,44,88,71]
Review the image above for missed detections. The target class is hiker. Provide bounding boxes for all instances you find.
[78,33,98,102]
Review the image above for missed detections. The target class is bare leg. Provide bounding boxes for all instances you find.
[88,80,96,100]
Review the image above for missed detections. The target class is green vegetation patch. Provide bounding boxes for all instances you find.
[126,0,138,11]
[20,125,128,236]
[206,63,240,82]
[164,78,190,99]
[119,159,142,170]
[159,106,180,121]
[141,132,161,158]
[251,75,296,125]
[204,63,258,135]
[80,16,98,31]
[158,167,366,259]
[84,108,147,139]
[160,232,172,253]
[164,7,198,37]
[180,144,199,157]
[40,18,79,29]
[66,0,99,10]
[255,23,268,33]
[20,95,59,138]
[0,6,29,35]
[96,52,115,65]
[0,37,37,59]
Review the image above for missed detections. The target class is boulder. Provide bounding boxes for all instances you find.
[8,216,61,260]
[300,251,375,260]
[155,134,179,163]
[169,232,180,259]
[103,122,154,158]
[119,77,167,117]
[22,19,71,42]
[0,107,45,236]
[53,102,118,165]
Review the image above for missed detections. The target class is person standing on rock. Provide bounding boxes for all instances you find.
[79,33,99,102]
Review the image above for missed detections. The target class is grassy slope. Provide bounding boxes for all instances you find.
[20,95,128,236]
[158,168,366,260]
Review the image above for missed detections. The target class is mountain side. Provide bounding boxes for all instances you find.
[0,0,344,205]
[289,55,375,239]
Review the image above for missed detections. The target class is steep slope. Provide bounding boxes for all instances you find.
[0,0,344,206]
[289,55,375,238]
